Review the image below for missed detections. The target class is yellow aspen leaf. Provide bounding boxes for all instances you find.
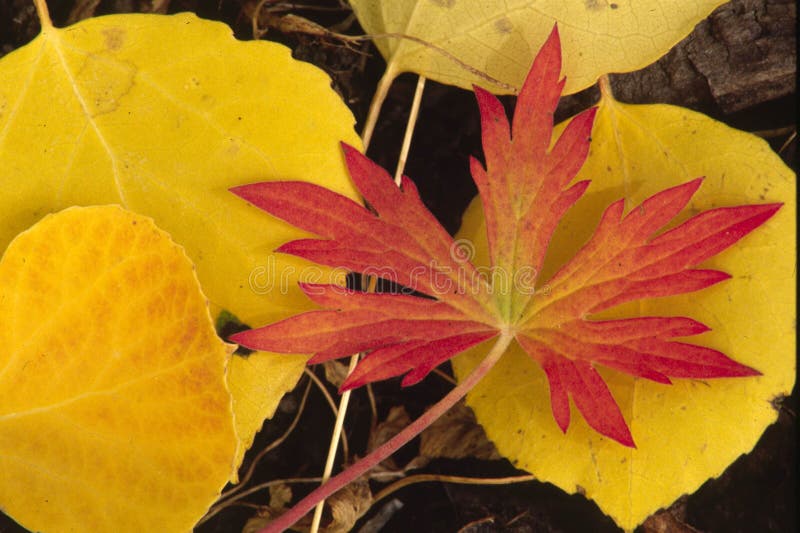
[453,94,796,530]
[0,11,359,325]
[349,0,726,94]
[0,12,360,467]
[0,205,237,533]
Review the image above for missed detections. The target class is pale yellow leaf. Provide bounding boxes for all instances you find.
[0,205,237,533]
[453,96,796,529]
[349,0,726,94]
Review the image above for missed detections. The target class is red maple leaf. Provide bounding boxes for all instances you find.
[230,27,779,447]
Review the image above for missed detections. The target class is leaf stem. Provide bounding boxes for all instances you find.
[361,65,396,151]
[354,34,515,93]
[257,331,514,533]
[309,274,375,531]
[33,0,54,29]
[393,76,426,185]
[313,64,425,523]
[598,74,614,100]
[308,354,359,533]
[372,472,537,504]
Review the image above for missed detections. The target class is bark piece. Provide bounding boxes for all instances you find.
[608,0,796,113]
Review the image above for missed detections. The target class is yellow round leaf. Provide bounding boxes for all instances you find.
[350,0,726,94]
[0,12,361,469]
[0,11,360,325]
[453,97,795,529]
[0,205,237,532]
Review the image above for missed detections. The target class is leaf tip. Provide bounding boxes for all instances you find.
[539,22,563,74]
[762,202,784,217]
[275,239,327,259]
[606,421,636,448]
[555,415,569,435]
[619,433,636,448]
[339,376,360,393]
[546,23,561,50]
[308,353,327,365]
[582,106,599,129]
[400,370,428,388]
[340,141,360,156]
[734,363,762,378]
[228,183,258,203]
[340,142,366,175]
[228,329,251,347]
[469,154,485,173]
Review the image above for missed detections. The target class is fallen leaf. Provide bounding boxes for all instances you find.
[323,359,352,389]
[368,406,412,455]
[0,12,360,471]
[244,479,372,533]
[349,0,727,94]
[367,406,414,475]
[452,90,796,528]
[0,205,237,533]
[231,28,777,450]
[241,484,294,533]
[320,477,373,533]
[640,498,697,533]
[269,483,294,510]
[419,401,500,461]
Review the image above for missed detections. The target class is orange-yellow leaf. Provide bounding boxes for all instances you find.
[453,95,796,529]
[0,206,237,533]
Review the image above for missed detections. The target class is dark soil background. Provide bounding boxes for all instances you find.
[1,1,796,532]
